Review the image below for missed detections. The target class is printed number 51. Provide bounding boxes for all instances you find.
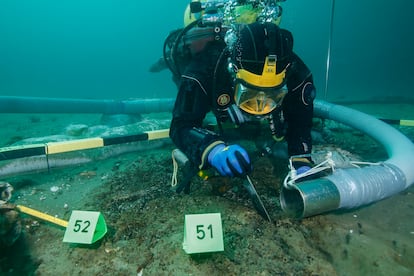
[196,224,213,240]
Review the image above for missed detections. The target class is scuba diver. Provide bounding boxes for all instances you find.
[155,1,315,198]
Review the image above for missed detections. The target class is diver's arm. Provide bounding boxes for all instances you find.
[283,52,316,157]
[169,76,224,169]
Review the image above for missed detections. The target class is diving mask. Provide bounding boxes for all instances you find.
[234,55,287,115]
[234,82,286,115]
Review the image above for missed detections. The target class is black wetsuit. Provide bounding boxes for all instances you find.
[169,24,315,169]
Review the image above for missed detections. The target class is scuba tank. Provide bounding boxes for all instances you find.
[163,0,286,81]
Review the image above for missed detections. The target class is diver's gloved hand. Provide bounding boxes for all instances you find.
[291,157,314,175]
[208,144,252,177]
[291,157,329,182]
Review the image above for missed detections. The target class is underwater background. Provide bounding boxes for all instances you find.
[1,0,413,105]
[1,1,414,275]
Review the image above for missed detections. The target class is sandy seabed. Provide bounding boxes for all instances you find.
[1,106,414,276]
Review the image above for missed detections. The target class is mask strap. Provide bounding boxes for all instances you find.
[264,23,277,56]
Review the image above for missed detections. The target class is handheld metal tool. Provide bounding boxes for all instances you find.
[242,175,272,222]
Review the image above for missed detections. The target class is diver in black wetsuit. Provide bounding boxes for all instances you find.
[169,21,316,182]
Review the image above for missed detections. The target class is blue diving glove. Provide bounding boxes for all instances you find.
[291,157,313,175]
[296,165,311,175]
[208,144,252,177]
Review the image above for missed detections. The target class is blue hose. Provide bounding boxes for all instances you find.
[280,100,414,217]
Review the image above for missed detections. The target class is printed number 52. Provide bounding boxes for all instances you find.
[73,219,91,233]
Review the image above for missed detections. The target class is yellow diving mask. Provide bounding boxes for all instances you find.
[234,55,287,115]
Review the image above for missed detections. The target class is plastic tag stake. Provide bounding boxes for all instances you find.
[63,210,107,244]
[183,213,224,254]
